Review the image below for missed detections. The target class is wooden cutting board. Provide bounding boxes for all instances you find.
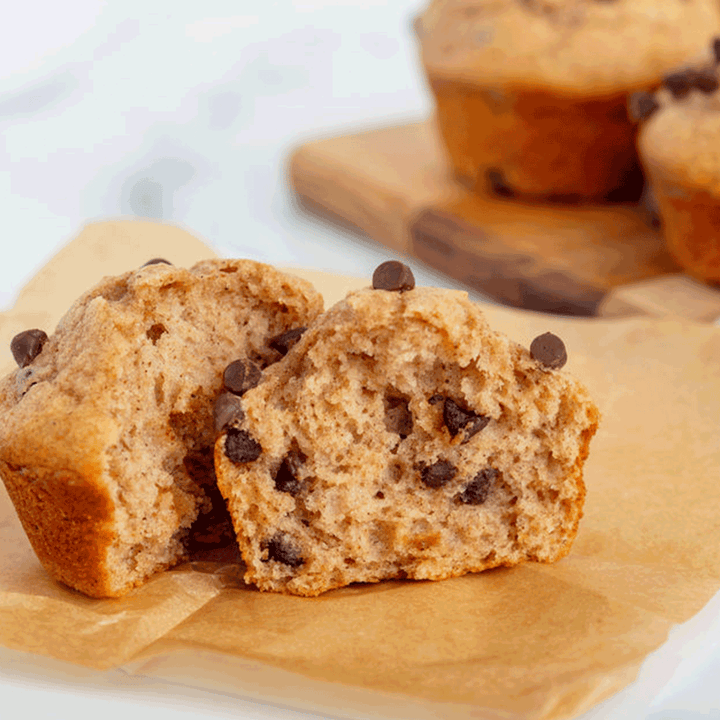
[289,120,720,322]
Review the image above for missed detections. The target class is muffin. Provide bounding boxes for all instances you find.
[215,262,599,596]
[0,258,323,597]
[636,41,720,281]
[416,0,720,201]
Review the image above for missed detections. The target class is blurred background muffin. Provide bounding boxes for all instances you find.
[637,40,720,282]
[416,0,720,201]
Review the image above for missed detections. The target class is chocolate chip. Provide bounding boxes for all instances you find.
[420,459,457,489]
[223,359,262,396]
[384,395,413,439]
[443,398,490,441]
[224,427,262,463]
[372,261,415,292]
[141,258,172,267]
[11,329,48,368]
[269,327,307,356]
[663,70,692,99]
[274,450,306,495]
[628,91,659,122]
[662,68,718,99]
[455,467,499,505]
[714,37,720,65]
[530,332,567,369]
[428,393,445,405]
[486,168,514,198]
[262,533,304,567]
[691,68,719,94]
[213,392,245,434]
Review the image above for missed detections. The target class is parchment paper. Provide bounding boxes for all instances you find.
[1,218,720,720]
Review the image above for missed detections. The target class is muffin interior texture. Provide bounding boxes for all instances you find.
[0,259,323,596]
[216,287,599,596]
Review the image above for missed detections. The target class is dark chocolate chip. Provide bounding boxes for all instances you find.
[141,258,172,267]
[223,359,262,396]
[262,533,304,567]
[628,91,660,122]
[443,398,472,435]
[428,393,445,405]
[663,67,719,98]
[269,327,307,356]
[669,68,719,96]
[691,67,719,94]
[420,459,457,489]
[713,37,720,65]
[274,450,306,496]
[455,467,499,505]
[213,392,245,434]
[372,261,415,292]
[486,168,514,198]
[11,329,48,368]
[663,70,692,99]
[464,415,491,441]
[530,332,567,369]
[224,427,262,463]
[384,396,413,439]
[443,398,490,440]
[146,323,167,344]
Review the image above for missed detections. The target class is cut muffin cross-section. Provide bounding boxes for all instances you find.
[0,258,323,597]
[215,264,599,596]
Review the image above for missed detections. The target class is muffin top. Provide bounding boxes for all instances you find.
[417,0,720,96]
[637,44,720,192]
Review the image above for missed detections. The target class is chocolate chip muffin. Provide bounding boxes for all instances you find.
[416,0,720,200]
[215,262,599,596]
[0,259,323,597]
[636,40,720,281]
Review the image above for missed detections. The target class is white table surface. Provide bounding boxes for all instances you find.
[1,2,720,718]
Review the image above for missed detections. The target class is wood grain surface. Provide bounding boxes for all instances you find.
[289,120,720,319]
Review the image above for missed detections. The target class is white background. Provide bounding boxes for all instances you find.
[1,2,719,718]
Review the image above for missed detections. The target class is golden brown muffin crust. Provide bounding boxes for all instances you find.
[419,0,720,95]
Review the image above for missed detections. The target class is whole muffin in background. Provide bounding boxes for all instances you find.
[416,0,720,201]
[637,43,720,282]
[0,259,323,598]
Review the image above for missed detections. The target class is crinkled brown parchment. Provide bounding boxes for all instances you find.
[1,219,719,720]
